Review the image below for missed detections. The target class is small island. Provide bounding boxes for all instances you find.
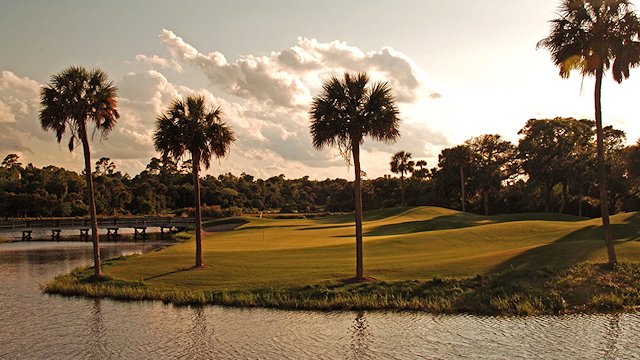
[44,206,640,316]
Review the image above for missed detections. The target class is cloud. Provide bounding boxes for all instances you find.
[154,30,436,107]
[2,32,450,179]
[134,54,183,73]
[0,71,42,153]
[0,70,40,123]
[130,30,449,178]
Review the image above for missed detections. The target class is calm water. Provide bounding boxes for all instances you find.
[1,242,640,359]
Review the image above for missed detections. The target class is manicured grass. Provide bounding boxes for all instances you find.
[44,206,640,315]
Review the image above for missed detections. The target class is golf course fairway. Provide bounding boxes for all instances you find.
[45,207,640,315]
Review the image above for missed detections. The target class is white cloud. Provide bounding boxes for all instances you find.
[1,32,449,179]
[155,29,436,108]
[134,54,183,73]
[0,71,42,153]
[130,30,447,178]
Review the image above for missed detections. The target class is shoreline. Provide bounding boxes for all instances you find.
[43,261,640,316]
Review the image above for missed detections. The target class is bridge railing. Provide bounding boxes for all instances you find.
[0,217,195,232]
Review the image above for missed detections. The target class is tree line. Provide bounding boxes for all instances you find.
[3,116,639,219]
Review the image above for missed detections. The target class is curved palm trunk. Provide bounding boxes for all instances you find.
[459,165,466,212]
[352,141,364,281]
[192,151,204,267]
[595,68,617,267]
[80,126,101,278]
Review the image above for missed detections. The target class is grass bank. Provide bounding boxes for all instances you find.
[44,206,640,315]
[44,262,640,315]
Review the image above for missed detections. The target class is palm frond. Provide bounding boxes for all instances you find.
[154,95,235,171]
[539,0,640,81]
[309,72,401,164]
[39,66,119,151]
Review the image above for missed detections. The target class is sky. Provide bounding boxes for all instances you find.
[1,0,640,180]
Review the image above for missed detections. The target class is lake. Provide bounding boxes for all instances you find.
[1,241,638,359]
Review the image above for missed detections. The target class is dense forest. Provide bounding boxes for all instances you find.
[2,117,639,219]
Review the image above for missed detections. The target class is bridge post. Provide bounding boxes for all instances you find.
[134,227,147,241]
[79,228,89,242]
[51,229,61,241]
[106,227,119,242]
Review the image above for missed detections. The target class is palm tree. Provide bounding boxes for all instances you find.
[538,0,640,267]
[413,159,429,179]
[310,72,400,282]
[154,95,235,267]
[40,66,119,278]
[390,151,414,205]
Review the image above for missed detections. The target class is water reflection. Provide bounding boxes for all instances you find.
[603,314,621,359]
[187,306,218,358]
[350,311,372,359]
[88,299,108,358]
[2,242,640,359]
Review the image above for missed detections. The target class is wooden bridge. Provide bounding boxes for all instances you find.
[0,217,195,241]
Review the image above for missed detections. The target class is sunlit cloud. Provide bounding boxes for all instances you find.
[1,31,448,179]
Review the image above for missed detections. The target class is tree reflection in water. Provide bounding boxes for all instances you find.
[187,306,218,357]
[350,311,372,359]
[88,298,108,358]
[603,314,621,359]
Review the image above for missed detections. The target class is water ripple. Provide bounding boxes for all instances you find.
[2,242,640,359]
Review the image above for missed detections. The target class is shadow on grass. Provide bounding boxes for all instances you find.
[144,267,193,281]
[553,224,640,243]
[489,223,640,273]
[364,212,590,237]
[238,224,303,231]
[316,207,414,224]
[299,224,354,231]
[364,213,484,236]
[491,240,603,273]
[620,212,640,225]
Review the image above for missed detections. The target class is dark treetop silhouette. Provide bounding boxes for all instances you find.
[390,151,414,206]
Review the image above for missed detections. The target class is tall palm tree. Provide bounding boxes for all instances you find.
[310,72,400,282]
[154,95,235,267]
[40,66,119,278]
[390,151,415,205]
[538,0,640,267]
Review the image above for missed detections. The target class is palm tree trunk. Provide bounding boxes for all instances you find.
[459,165,466,212]
[192,151,204,267]
[80,126,101,278]
[352,141,364,281]
[400,173,405,206]
[594,67,617,267]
